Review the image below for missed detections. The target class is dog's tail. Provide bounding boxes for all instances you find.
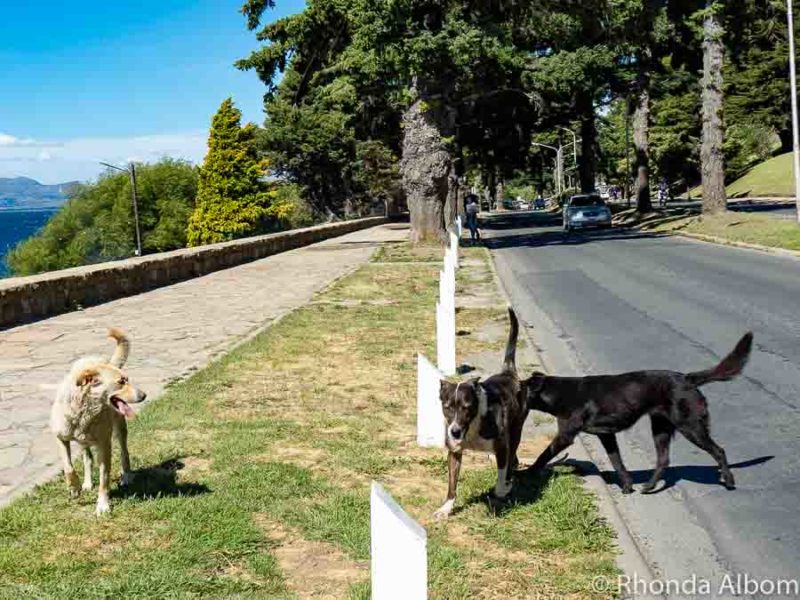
[108,327,130,368]
[686,332,753,387]
[502,306,519,375]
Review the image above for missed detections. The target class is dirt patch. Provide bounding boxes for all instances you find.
[180,456,211,478]
[266,446,329,469]
[255,516,367,599]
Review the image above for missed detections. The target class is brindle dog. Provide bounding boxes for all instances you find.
[522,332,753,493]
[434,307,529,519]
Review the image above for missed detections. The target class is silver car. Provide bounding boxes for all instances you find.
[563,194,613,232]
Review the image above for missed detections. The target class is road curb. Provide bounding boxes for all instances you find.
[483,244,662,599]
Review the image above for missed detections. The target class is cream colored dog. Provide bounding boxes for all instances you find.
[50,328,146,515]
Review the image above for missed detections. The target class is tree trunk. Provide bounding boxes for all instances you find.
[577,93,597,193]
[401,97,452,244]
[633,77,652,213]
[496,174,505,204]
[701,5,726,213]
[487,169,497,210]
[448,146,465,225]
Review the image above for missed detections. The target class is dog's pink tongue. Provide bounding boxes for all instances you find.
[114,399,136,419]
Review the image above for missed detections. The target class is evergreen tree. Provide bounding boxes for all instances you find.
[187,98,277,247]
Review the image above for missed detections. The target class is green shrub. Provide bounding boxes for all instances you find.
[7,159,198,276]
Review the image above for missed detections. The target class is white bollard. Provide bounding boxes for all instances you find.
[371,482,427,600]
[436,300,456,376]
[455,216,463,238]
[449,230,459,269]
[417,354,446,448]
[439,268,455,303]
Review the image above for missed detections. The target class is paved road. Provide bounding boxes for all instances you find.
[0,223,407,508]
[486,212,800,597]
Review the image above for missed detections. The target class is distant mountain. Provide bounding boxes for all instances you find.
[0,177,79,210]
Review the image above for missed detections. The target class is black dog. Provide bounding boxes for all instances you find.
[435,307,528,519]
[523,333,753,493]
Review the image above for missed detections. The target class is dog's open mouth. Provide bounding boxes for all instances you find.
[110,395,136,418]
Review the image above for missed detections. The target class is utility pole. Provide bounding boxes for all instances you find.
[100,161,143,256]
[788,0,800,223]
[129,164,142,256]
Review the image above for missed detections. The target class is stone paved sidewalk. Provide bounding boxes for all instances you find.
[0,223,408,507]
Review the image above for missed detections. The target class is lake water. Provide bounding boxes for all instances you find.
[0,209,57,277]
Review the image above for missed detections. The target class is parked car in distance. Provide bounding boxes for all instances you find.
[563,194,613,232]
[534,197,546,210]
[517,200,531,210]
[502,197,516,210]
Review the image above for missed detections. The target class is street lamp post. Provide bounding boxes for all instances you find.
[557,126,578,168]
[100,162,143,256]
[787,0,800,223]
[532,142,562,195]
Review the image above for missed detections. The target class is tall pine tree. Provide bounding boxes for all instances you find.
[187,98,276,247]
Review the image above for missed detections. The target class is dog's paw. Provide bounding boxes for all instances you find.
[433,500,454,520]
[66,472,81,498]
[722,475,736,490]
[621,484,634,495]
[95,496,111,516]
[640,482,657,494]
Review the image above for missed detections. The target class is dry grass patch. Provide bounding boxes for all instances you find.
[256,516,368,599]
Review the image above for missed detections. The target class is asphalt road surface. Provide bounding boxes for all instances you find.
[485,211,800,598]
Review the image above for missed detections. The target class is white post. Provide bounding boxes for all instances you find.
[371,482,427,600]
[449,230,459,269]
[439,274,453,305]
[788,0,800,223]
[436,301,456,376]
[417,354,445,447]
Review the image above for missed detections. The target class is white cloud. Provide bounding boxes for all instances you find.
[0,131,208,183]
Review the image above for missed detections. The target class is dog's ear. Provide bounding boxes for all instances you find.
[439,380,455,400]
[468,376,481,388]
[76,368,100,388]
[527,371,547,393]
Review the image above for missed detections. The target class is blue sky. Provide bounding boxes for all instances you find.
[0,0,305,183]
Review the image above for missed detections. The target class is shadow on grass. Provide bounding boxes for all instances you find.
[456,468,557,517]
[111,457,210,500]
[564,454,774,494]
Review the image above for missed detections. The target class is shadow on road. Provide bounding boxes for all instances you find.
[477,211,667,250]
[564,454,774,494]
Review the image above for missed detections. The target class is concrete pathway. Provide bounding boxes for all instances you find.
[0,223,407,507]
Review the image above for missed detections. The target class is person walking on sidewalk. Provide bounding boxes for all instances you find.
[465,194,481,244]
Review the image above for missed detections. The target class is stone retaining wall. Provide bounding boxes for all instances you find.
[0,217,388,329]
